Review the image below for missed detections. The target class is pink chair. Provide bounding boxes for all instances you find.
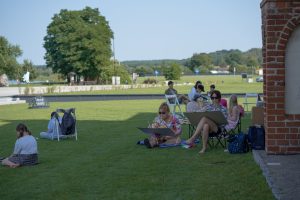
[220,98,227,108]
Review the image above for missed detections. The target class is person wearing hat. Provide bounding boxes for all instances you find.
[188,80,203,101]
[207,84,215,97]
[186,87,209,112]
[164,81,189,104]
[186,94,208,112]
[189,84,207,101]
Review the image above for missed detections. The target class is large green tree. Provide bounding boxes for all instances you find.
[163,63,182,80]
[0,36,22,79]
[21,59,37,80]
[99,61,131,84]
[189,53,212,71]
[44,7,113,82]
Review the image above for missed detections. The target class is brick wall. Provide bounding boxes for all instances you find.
[261,0,300,154]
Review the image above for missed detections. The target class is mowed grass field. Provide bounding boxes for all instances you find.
[0,100,273,200]
[49,75,263,95]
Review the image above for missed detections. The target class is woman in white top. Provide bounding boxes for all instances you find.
[2,123,38,168]
[40,112,62,140]
[188,81,202,101]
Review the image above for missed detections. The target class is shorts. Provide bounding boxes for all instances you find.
[8,154,38,166]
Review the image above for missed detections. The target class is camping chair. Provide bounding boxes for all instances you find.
[54,108,78,141]
[227,114,242,135]
[187,123,228,149]
[165,94,184,116]
[208,125,228,148]
[185,111,228,149]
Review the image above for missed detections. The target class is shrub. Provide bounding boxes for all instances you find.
[47,86,56,94]
[24,87,30,95]
[143,78,158,84]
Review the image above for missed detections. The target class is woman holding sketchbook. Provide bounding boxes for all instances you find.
[186,90,228,154]
[144,102,182,148]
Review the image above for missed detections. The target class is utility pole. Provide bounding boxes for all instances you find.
[113,38,116,85]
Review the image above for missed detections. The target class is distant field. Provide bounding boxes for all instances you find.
[48,75,263,95]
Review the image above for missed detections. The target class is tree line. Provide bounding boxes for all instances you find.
[122,48,262,77]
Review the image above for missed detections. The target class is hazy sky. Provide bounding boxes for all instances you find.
[0,0,262,65]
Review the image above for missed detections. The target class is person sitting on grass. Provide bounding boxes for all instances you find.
[40,112,62,140]
[185,90,227,154]
[144,102,182,148]
[165,81,190,104]
[2,123,38,168]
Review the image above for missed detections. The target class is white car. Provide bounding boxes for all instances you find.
[256,76,263,82]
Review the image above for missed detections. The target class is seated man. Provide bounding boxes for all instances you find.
[165,81,189,104]
[40,112,62,140]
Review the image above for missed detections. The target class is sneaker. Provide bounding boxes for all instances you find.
[144,138,152,148]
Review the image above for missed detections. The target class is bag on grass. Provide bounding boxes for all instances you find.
[60,110,75,135]
[248,126,265,150]
[228,132,249,154]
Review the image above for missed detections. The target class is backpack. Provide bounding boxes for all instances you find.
[60,110,76,135]
[248,126,265,150]
[228,132,249,154]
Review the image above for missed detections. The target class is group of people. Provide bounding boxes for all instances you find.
[1,81,240,168]
[144,80,241,154]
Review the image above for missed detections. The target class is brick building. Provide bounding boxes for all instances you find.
[261,0,300,154]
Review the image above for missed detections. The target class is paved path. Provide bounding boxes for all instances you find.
[253,150,300,200]
[0,87,19,97]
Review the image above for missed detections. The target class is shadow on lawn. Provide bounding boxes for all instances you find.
[0,112,192,155]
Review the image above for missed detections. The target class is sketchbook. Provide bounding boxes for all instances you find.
[184,111,228,126]
[137,127,175,136]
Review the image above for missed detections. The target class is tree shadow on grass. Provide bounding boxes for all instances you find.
[0,112,263,200]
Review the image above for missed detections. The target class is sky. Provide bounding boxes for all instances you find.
[0,0,262,65]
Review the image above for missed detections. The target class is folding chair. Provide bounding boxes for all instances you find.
[187,123,228,149]
[243,93,258,112]
[208,126,228,148]
[165,94,184,116]
[185,111,228,149]
[54,108,78,141]
[227,114,242,135]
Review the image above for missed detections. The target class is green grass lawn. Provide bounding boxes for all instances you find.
[0,100,273,200]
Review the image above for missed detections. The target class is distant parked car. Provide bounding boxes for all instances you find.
[256,76,263,82]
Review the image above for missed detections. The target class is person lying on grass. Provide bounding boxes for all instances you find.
[185,90,228,154]
[144,102,182,148]
[2,123,38,168]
